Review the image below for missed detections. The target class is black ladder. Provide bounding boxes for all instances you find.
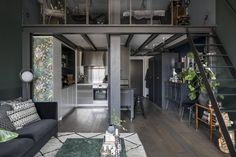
[187,29,236,156]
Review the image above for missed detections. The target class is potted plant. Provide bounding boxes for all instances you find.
[180,52,224,105]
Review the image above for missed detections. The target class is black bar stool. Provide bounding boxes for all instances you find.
[134,96,146,119]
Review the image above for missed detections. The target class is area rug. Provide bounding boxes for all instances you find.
[35,132,147,157]
[54,138,127,157]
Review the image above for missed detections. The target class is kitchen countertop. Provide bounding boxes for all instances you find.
[121,87,135,90]
[77,83,93,85]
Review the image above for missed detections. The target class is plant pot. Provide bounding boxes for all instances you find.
[198,91,209,106]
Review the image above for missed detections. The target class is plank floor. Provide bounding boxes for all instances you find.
[59,99,229,157]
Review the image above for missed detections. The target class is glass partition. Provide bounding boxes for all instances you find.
[120,0,131,24]
[66,0,87,24]
[89,0,108,24]
[22,0,173,25]
[22,0,41,24]
[131,0,151,24]
[151,0,169,24]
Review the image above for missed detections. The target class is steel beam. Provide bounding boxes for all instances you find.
[154,34,184,51]
[167,38,188,50]
[106,34,110,48]
[109,35,121,123]
[23,25,214,34]
[144,33,184,55]
[81,34,97,51]
[125,34,134,47]
[133,34,159,55]
[22,31,31,100]
[83,49,108,52]
[53,34,78,50]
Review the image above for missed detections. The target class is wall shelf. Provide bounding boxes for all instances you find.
[62,44,75,88]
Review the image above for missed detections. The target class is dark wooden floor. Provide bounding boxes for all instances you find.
[59,99,229,157]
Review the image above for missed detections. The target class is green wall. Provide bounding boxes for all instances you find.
[0,0,22,100]
[216,0,236,67]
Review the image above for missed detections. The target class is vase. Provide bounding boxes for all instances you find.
[198,91,209,106]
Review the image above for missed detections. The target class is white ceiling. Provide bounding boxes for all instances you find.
[129,34,151,50]
[145,34,173,49]
[166,34,187,48]
[63,34,91,49]
[62,33,187,55]
[87,34,107,49]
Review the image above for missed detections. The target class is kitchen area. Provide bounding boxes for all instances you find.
[77,51,109,107]
[31,33,150,120]
[48,33,149,121]
[75,43,136,120]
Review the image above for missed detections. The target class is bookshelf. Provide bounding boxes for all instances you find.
[195,103,217,142]
[61,44,75,88]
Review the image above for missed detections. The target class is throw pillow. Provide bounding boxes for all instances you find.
[7,101,41,130]
[0,128,18,143]
[0,97,23,106]
[6,99,32,110]
[0,105,15,131]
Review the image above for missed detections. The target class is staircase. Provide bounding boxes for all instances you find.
[187,28,236,156]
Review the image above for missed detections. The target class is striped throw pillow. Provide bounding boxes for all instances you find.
[6,101,41,130]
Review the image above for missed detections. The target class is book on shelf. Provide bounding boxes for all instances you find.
[201,110,218,126]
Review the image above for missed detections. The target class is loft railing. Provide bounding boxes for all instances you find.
[22,0,183,25]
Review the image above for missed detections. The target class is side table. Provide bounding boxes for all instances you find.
[195,103,215,142]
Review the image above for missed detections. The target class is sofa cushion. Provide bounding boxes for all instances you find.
[0,138,34,157]
[0,104,15,131]
[17,119,57,142]
[7,101,41,130]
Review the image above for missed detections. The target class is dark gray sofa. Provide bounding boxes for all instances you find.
[0,102,58,157]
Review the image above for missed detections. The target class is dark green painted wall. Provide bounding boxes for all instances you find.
[0,0,22,100]
[216,0,236,67]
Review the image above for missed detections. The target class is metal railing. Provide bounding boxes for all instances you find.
[187,28,236,157]
[225,0,236,17]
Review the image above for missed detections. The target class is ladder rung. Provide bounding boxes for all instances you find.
[190,34,216,37]
[217,93,236,96]
[194,44,223,46]
[220,108,236,113]
[209,66,235,68]
[199,54,228,57]
[214,79,236,81]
